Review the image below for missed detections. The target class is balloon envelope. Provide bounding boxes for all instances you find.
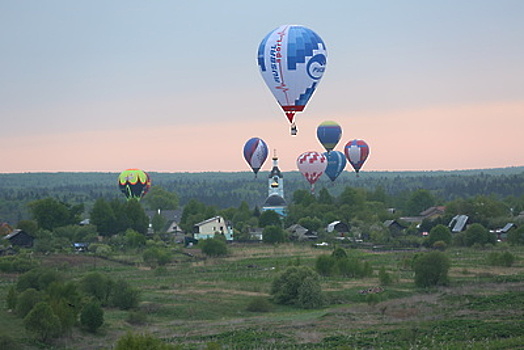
[296,151,327,186]
[317,121,342,152]
[323,150,346,181]
[243,137,269,176]
[118,169,151,200]
[258,25,327,128]
[344,140,369,173]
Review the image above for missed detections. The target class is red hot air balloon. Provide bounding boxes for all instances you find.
[296,151,327,192]
[344,139,369,176]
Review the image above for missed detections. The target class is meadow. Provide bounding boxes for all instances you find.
[1,243,523,349]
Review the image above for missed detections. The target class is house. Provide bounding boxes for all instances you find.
[419,206,446,220]
[146,209,185,241]
[448,215,469,233]
[326,221,350,236]
[287,224,317,241]
[491,223,516,241]
[383,220,405,237]
[193,216,233,241]
[4,229,34,248]
[400,206,446,224]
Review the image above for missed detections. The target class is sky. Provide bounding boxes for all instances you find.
[1,0,523,173]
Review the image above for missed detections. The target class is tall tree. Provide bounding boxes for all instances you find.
[142,186,179,211]
[28,198,83,231]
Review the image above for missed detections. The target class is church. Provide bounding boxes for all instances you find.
[262,152,287,216]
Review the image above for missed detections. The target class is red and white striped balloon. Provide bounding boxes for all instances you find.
[296,151,327,187]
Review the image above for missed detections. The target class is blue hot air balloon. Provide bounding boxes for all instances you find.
[323,151,346,182]
[258,25,327,135]
[317,121,342,152]
[243,137,269,177]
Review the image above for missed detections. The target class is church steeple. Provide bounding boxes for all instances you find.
[268,149,283,198]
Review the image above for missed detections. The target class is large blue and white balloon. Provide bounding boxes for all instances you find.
[243,137,269,177]
[258,25,327,134]
[323,151,346,182]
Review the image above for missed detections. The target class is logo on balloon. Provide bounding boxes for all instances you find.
[307,54,327,80]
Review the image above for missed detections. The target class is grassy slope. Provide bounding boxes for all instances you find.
[0,244,523,349]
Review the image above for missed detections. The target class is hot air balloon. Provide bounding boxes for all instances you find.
[243,137,269,177]
[258,25,327,135]
[344,139,369,176]
[118,169,151,200]
[317,121,342,152]
[323,150,346,181]
[297,151,327,192]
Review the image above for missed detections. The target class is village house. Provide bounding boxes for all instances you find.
[4,229,34,248]
[193,216,233,241]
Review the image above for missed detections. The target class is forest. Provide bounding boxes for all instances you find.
[1,166,523,225]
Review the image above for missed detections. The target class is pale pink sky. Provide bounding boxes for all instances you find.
[2,100,522,173]
[1,1,523,173]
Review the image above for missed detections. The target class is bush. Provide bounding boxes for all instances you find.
[126,311,148,325]
[143,247,172,268]
[80,301,104,333]
[378,266,393,286]
[110,279,140,310]
[24,302,62,342]
[270,266,325,309]
[413,251,450,288]
[315,255,335,276]
[245,297,274,313]
[16,288,44,318]
[6,286,17,310]
[79,272,113,305]
[464,223,496,247]
[487,251,515,267]
[200,238,228,257]
[426,224,452,247]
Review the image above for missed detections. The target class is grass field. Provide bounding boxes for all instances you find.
[1,243,523,349]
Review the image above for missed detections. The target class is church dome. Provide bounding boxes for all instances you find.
[263,194,287,207]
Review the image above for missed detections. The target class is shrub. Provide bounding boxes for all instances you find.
[432,240,448,251]
[378,266,393,286]
[200,238,228,257]
[270,266,324,309]
[79,272,113,305]
[464,223,496,247]
[426,224,452,247]
[413,251,450,288]
[245,297,274,313]
[6,286,17,310]
[16,288,43,318]
[143,247,172,268]
[126,311,148,325]
[80,301,104,333]
[315,255,335,276]
[24,302,62,342]
[110,279,140,310]
[487,251,515,267]
[331,247,348,259]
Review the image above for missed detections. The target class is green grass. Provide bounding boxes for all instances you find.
[0,243,523,349]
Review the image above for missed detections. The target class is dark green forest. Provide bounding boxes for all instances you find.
[1,167,524,225]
